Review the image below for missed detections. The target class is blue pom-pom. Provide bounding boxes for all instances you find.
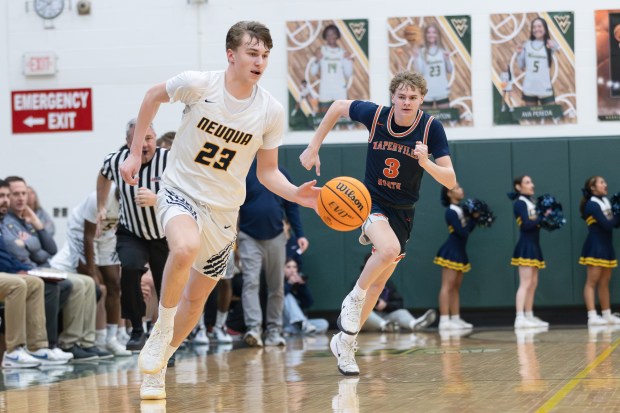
[536,194,565,231]
[610,193,620,217]
[462,198,496,228]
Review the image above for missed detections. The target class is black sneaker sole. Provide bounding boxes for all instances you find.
[337,316,358,336]
[126,344,146,351]
[338,366,360,376]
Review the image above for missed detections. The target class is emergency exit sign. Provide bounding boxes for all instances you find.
[11,88,93,134]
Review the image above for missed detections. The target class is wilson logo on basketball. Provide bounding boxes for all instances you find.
[318,176,371,232]
[335,183,365,212]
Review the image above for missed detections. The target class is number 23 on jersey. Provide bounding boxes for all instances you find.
[194,142,237,171]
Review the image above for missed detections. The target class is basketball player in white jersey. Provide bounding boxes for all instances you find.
[50,186,131,357]
[517,17,559,106]
[310,24,354,107]
[119,21,320,400]
[410,24,452,110]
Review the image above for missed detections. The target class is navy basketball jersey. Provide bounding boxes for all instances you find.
[349,100,450,206]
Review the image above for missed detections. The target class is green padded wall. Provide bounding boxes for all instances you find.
[279,136,620,311]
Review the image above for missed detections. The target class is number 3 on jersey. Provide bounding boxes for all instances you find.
[383,158,400,179]
[195,142,237,171]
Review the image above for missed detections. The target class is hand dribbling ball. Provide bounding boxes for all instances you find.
[318,177,371,231]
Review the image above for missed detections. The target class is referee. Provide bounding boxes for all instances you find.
[97,118,169,351]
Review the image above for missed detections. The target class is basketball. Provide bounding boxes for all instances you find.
[318,176,371,231]
[403,24,423,45]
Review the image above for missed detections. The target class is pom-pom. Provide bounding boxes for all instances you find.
[462,198,496,228]
[610,193,620,217]
[536,194,566,231]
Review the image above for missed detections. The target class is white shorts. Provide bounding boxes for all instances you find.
[223,250,236,280]
[50,235,119,271]
[94,236,120,267]
[157,186,237,280]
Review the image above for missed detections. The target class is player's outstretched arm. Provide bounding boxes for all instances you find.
[257,148,319,211]
[299,99,353,176]
[119,82,169,185]
[419,154,457,190]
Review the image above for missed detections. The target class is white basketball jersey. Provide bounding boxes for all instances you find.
[165,71,283,209]
[411,47,450,101]
[317,45,349,102]
[66,189,119,245]
[522,40,553,98]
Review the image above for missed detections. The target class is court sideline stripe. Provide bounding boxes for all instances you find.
[535,337,620,413]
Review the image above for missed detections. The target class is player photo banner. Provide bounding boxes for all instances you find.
[287,19,369,131]
[595,10,620,121]
[387,15,473,127]
[490,12,577,126]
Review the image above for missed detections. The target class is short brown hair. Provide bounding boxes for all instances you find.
[389,71,428,96]
[226,21,273,51]
[4,176,26,186]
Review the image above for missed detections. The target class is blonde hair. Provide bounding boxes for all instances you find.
[389,70,428,96]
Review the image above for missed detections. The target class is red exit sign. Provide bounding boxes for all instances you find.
[23,52,57,76]
[12,88,93,134]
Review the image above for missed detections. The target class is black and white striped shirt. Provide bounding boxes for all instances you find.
[100,147,168,240]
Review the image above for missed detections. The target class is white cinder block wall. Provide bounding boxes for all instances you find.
[0,0,618,243]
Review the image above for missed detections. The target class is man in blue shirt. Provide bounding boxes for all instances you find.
[0,178,72,365]
[238,160,309,347]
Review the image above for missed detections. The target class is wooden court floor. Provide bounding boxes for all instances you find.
[1,327,619,413]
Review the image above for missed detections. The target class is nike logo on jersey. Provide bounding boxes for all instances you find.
[204,99,215,103]
[224,225,231,229]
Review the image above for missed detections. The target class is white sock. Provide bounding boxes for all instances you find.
[450,315,460,321]
[525,311,534,319]
[158,304,178,328]
[351,283,367,300]
[602,309,611,317]
[516,311,525,319]
[164,344,177,363]
[197,312,206,329]
[440,315,450,323]
[215,311,228,328]
[340,331,358,345]
[106,324,118,342]
[588,310,598,318]
[95,329,106,345]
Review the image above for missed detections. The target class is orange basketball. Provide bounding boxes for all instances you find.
[318,177,371,231]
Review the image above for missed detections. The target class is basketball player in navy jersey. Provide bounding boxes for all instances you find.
[300,70,456,376]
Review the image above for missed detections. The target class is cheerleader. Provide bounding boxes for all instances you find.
[509,176,549,329]
[579,176,620,326]
[434,184,475,330]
